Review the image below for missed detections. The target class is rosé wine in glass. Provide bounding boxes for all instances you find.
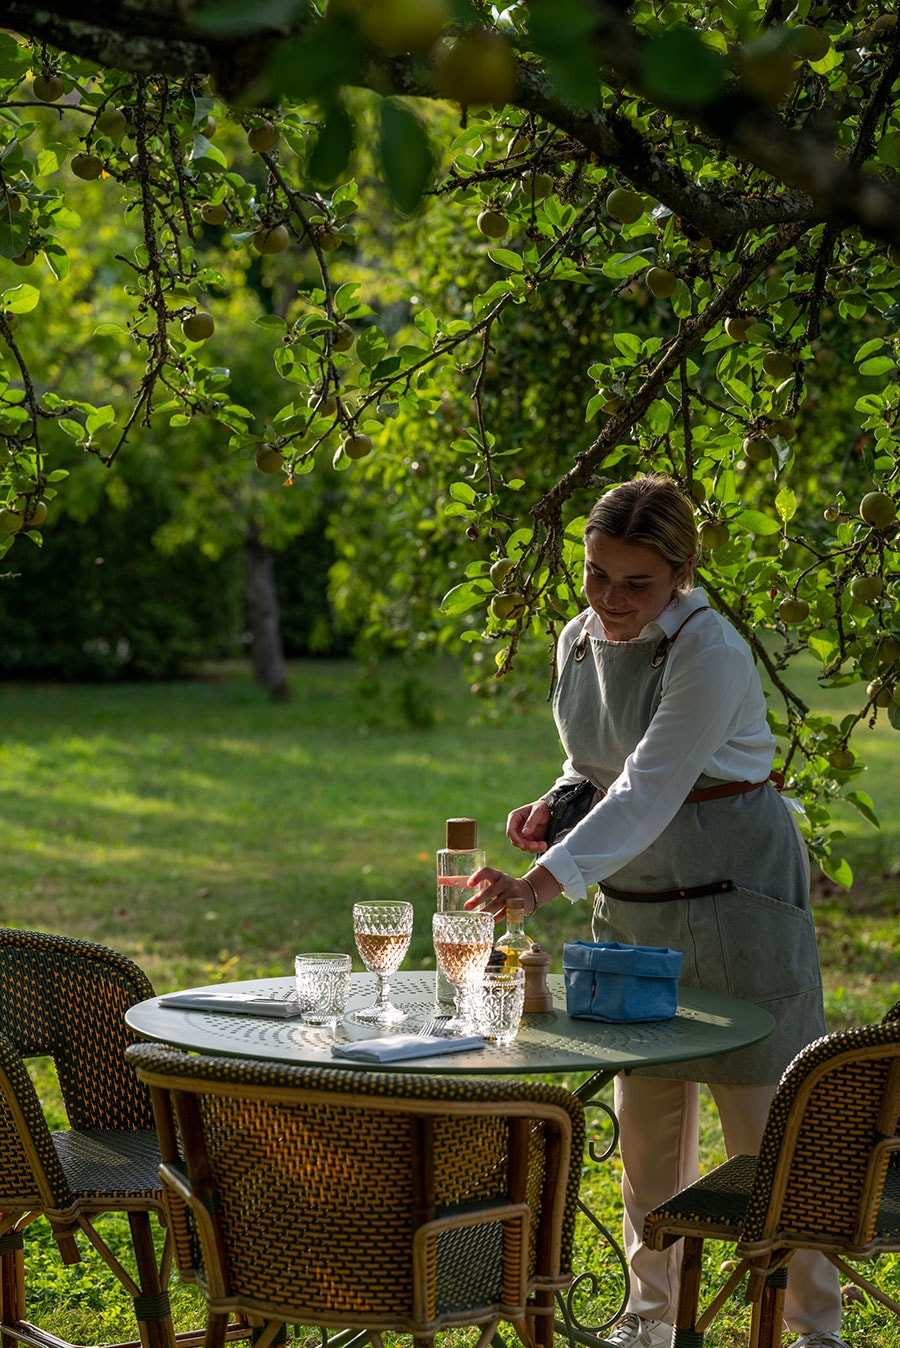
[352,901,413,1026]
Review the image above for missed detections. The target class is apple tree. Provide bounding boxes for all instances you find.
[3,0,900,879]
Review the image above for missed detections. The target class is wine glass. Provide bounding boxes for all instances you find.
[432,910,494,1036]
[351,901,414,1026]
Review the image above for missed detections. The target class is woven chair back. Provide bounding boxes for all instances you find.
[128,1043,584,1336]
[741,1019,900,1256]
[0,927,155,1208]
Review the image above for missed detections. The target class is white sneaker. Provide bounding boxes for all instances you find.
[604,1313,673,1347]
[786,1335,850,1348]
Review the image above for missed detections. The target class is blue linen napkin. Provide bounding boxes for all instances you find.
[331,1034,484,1062]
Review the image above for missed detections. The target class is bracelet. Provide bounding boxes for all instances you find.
[521,875,539,917]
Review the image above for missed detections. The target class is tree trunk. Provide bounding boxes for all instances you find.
[244,525,289,703]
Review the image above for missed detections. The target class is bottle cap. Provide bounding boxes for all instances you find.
[507,895,525,914]
[445,817,477,849]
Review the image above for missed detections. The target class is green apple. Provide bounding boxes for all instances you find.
[181,311,215,342]
[489,558,514,588]
[859,491,896,529]
[827,746,855,771]
[33,73,65,102]
[490,591,526,621]
[71,154,104,181]
[201,202,228,226]
[606,188,644,224]
[866,677,892,707]
[778,597,809,624]
[849,573,884,604]
[255,445,284,474]
[699,520,730,550]
[253,224,290,254]
[762,351,794,380]
[247,122,279,152]
[476,209,509,238]
[342,433,372,460]
[724,316,750,342]
[743,434,774,462]
[646,268,676,298]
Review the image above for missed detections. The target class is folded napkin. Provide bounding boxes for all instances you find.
[158,992,304,1019]
[331,1034,484,1062]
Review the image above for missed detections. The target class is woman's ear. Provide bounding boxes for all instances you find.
[676,558,695,590]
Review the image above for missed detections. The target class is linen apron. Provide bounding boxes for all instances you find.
[554,621,826,1084]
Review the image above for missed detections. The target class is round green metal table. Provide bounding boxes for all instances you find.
[128,970,773,1347]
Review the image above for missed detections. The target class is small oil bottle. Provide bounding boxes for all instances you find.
[495,894,534,972]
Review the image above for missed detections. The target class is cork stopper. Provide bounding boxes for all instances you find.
[445,817,477,849]
[506,895,525,915]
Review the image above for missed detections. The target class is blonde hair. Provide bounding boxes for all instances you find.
[584,475,698,584]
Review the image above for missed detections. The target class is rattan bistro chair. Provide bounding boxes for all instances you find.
[0,927,246,1348]
[642,1017,900,1348]
[127,1041,586,1348]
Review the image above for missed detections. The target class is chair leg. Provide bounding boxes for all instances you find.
[752,1268,787,1348]
[128,1212,176,1348]
[0,1231,25,1348]
[671,1236,705,1346]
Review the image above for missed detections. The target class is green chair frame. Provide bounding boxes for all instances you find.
[0,927,247,1348]
[642,1015,900,1348]
[127,1041,586,1348]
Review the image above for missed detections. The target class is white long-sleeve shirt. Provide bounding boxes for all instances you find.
[540,588,777,901]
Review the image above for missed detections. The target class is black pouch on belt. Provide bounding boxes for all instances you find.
[544,779,597,847]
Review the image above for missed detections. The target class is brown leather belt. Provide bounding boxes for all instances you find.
[600,879,735,903]
[683,771,783,803]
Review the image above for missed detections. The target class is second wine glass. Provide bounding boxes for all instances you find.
[351,901,414,1026]
[432,910,494,1036]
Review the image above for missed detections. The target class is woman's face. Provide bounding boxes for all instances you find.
[583,532,690,641]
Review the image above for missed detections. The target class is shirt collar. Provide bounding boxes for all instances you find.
[645,587,708,639]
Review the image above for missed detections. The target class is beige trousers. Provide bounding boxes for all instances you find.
[615,1074,842,1335]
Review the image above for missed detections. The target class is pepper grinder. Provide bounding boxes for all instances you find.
[520,944,553,1013]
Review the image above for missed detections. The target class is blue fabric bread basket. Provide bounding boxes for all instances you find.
[563,941,683,1022]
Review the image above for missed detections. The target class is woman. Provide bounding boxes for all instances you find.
[468,475,844,1348]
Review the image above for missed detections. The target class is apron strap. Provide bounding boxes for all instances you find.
[650,605,711,667]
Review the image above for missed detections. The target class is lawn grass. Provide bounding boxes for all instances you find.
[1,656,898,1347]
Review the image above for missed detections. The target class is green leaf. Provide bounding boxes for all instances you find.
[807,633,837,665]
[1,284,40,314]
[854,338,884,363]
[85,405,116,433]
[735,508,781,536]
[0,33,28,79]
[844,791,879,828]
[486,248,523,272]
[820,853,853,889]
[449,480,477,504]
[642,28,726,108]
[440,580,491,614]
[859,355,895,377]
[309,102,354,185]
[414,309,438,340]
[356,326,388,369]
[0,214,30,261]
[775,487,797,523]
[378,99,435,215]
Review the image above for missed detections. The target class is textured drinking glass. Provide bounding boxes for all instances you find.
[432,910,494,1036]
[294,952,352,1026]
[352,901,414,1026]
[479,967,525,1044]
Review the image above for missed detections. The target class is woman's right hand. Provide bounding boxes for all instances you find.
[507,799,551,853]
